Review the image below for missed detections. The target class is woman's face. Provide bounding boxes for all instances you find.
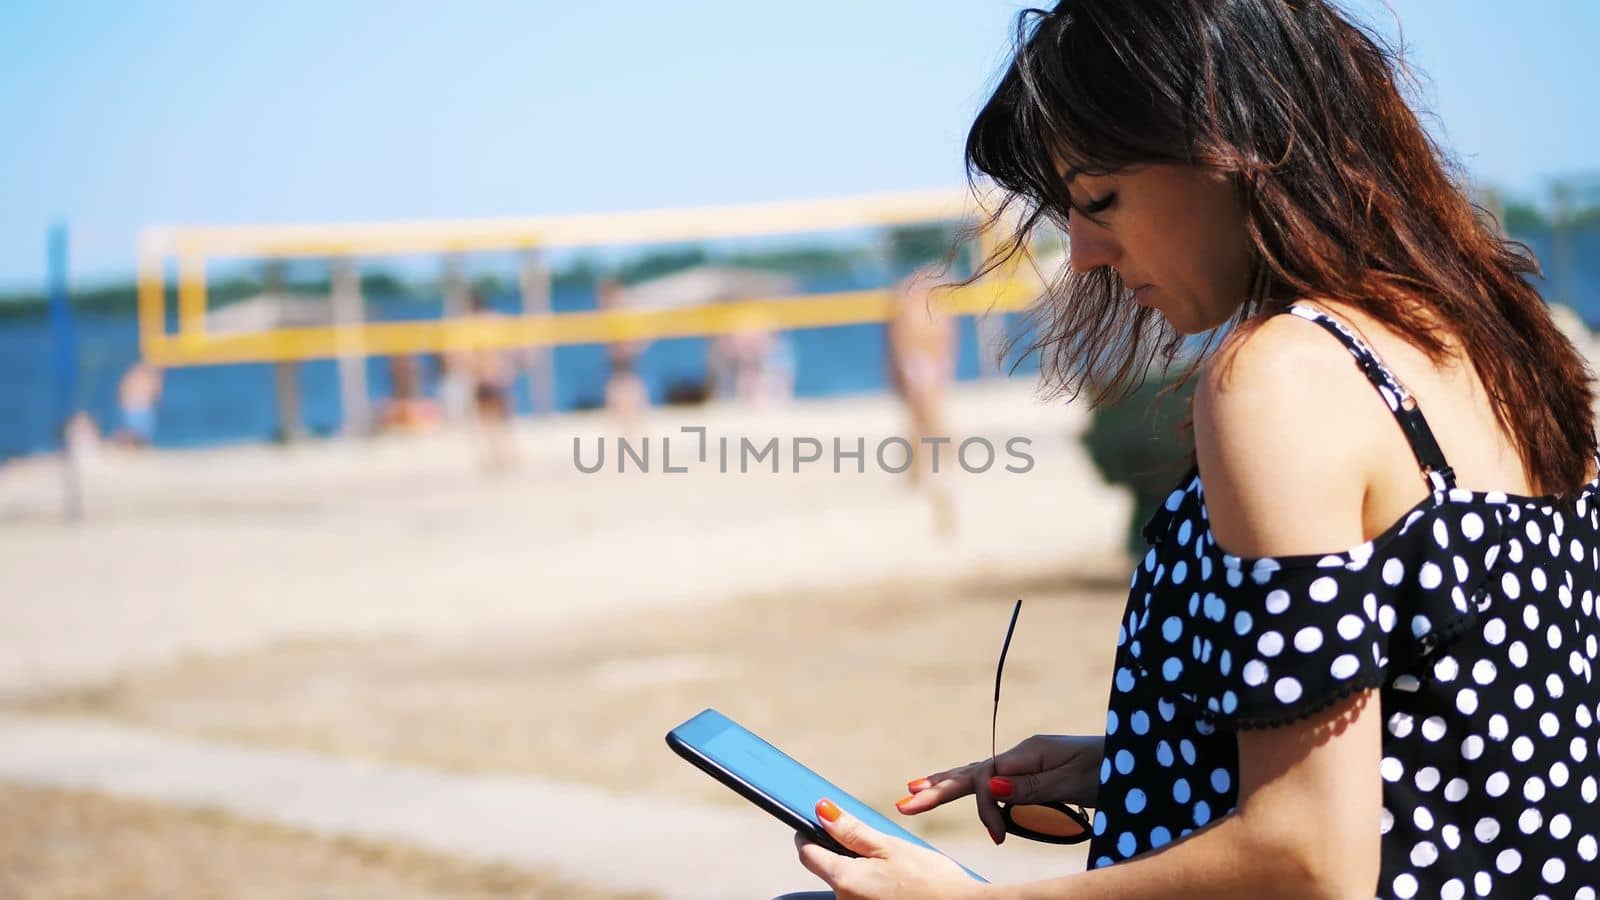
[1061,163,1256,334]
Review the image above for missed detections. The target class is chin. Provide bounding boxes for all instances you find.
[1154,308,1208,336]
[1162,301,1239,336]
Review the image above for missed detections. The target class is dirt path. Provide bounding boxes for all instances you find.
[15,566,1129,839]
[0,783,650,900]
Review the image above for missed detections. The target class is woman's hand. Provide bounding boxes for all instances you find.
[895,734,1103,844]
[795,799,985,900]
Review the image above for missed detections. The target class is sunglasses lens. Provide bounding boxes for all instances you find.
[1007,804,1089,838]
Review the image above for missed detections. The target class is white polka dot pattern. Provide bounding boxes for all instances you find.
[1088,304,1600,898]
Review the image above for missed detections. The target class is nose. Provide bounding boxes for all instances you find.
[1067,216,1119,273]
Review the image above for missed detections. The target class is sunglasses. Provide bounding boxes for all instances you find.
[991,598,1094,844]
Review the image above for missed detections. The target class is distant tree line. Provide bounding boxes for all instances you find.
[0,222,970,321]
[5,197,1596,321]
[1500,200,1600,234]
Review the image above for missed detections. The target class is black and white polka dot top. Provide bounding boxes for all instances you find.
[1089,303,1600,898]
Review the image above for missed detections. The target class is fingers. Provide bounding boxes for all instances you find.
[894,764,978,815]
[991,738,1052,780]
[993,748,1091,806]
[911,762,980,792]
[794,831,841,887]
[989,770,1053,805]
[815,799,889,859]
[897,761,1007,843]
[971,762,1008,844]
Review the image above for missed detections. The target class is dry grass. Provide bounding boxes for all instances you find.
[0,783,652,900]
[15,565,1128,839]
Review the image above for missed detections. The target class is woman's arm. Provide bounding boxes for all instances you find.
[995,314,1390,899]
[988,690,1382,900]
[807,702,1380,900]
[801,314,1390,899]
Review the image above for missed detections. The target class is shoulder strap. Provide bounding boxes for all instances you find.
[1284,303,1457,493]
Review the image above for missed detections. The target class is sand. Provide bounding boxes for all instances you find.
[0,381,1137,895]
[0,783,651,900]
[15,567,1128,837]
[0,382,1130,696]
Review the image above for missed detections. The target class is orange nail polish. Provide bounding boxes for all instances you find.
[817,799,842,823]
[906,778,932,792]
[989,777,1014,798]
[895,794,916,808]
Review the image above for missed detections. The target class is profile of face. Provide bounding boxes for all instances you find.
[1062,164,1256,335]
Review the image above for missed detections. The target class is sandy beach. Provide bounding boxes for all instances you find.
[0,381,1137,896]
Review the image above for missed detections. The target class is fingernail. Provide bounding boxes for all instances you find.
[895,794,915,809]
[991,828,1004,845]
[817,799,842,823]
[989,777,1014,799]
[906,778,932,792]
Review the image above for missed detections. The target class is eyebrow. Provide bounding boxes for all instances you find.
[1062,166,1082,184]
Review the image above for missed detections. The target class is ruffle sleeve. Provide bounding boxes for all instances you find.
[1132,488,1509,730]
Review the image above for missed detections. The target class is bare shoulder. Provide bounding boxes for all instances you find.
[1194,311,1381,558]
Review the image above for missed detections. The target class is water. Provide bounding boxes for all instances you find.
[0,271,1037,461]
[4,226,1595,463]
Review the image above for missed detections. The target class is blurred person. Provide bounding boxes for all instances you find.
[63,410,101,461]
[710,310,796,408]
[464,288,519,472]
[886,265,957,537]
[787,2,1600,898]
[887,266,957,476]
[599,278,649,431]
[377,354,441,434]
[58,410,99,520]
[114,361,162,448]
[433,349,473,424]
[759,327,797,406]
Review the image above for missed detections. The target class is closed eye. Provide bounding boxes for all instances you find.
[1083,192,1117,215]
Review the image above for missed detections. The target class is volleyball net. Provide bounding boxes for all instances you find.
[134,189,1044,368]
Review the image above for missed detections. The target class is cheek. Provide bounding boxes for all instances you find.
[1166,175,1251,284]
[1219,222,1256,292]
[1205,191,1255,286]
[1179,210,1252,299]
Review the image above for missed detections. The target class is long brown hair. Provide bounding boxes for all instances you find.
[967,0,1596,495]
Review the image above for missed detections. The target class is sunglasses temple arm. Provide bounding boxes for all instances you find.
[992,599,1022,764]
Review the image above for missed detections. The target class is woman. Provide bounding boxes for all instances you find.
[793,2,1600,897]
[886,265,957,484]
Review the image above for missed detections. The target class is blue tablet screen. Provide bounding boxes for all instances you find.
[669,708,986,883]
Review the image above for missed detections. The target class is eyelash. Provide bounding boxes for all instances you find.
[1082,192,1117,215]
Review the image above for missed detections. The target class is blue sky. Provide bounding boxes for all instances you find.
[2,0,1596,292]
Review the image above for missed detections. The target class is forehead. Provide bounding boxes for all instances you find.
[1049,147,1126,184]
[1052,159,1124,191]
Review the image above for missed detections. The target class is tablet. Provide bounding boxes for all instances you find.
[665,707,987,883]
